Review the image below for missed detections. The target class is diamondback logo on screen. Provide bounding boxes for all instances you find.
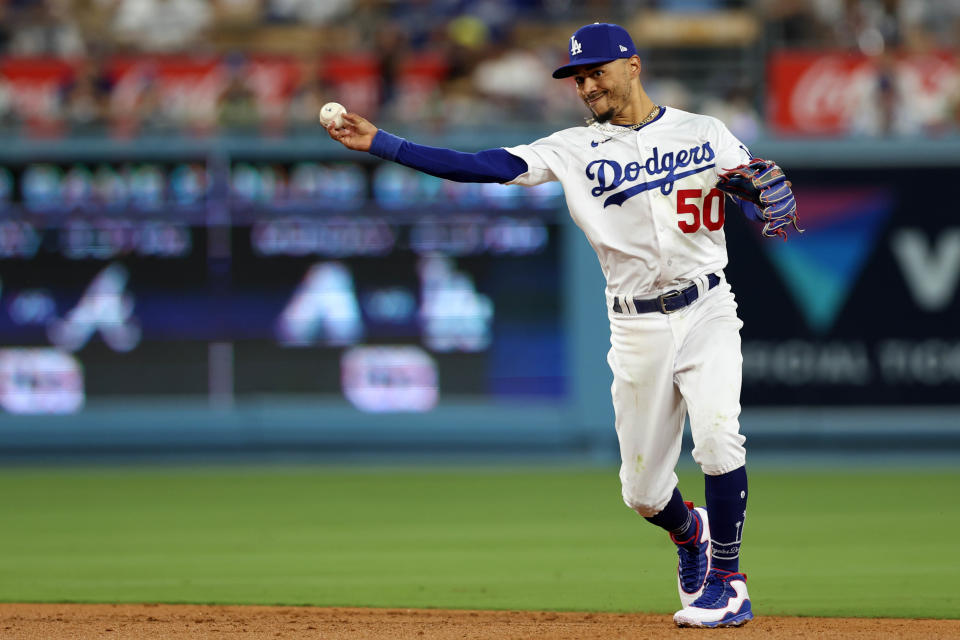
[586,143,715,207]
[761,187,894,333]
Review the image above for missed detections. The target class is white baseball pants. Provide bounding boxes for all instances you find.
[606,274,747,517]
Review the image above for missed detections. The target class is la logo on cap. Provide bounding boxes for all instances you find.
[553,22,637,78]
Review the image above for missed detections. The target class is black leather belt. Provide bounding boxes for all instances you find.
[613,273,720,315]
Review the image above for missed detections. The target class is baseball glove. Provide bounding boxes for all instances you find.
[716,158,801,240]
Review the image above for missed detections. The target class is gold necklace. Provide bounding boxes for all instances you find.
[627,104,661,129]
[588,105,662,143]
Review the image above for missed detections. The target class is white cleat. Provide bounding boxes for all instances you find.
[673,504,711,608]
[673,568,754,628]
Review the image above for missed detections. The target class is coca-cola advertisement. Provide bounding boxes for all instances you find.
[767,51,960,137]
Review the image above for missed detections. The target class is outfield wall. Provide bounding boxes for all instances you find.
[1,133,959,460]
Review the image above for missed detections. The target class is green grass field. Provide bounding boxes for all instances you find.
[1,464,957,618]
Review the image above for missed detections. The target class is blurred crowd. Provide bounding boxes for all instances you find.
[0,0,958,139]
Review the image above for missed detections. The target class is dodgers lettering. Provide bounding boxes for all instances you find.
[586,141,716,206]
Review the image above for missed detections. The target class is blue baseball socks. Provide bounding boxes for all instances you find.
[704,465,748,572]
[645,487,698,548]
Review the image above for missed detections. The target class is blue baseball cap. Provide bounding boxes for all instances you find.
[552,23,638,79]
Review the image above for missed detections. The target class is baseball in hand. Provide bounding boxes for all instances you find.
[319,102,346,128]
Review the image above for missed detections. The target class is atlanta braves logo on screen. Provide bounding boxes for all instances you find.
[586,142,716,207]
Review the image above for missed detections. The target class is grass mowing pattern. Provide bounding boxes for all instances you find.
[0,465,957,618]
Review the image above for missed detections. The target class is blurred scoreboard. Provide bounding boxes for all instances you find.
[0,155,568,414]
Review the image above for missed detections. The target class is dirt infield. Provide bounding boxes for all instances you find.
[1,603,958,639]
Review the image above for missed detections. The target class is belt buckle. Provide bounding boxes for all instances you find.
[658,289,683,314]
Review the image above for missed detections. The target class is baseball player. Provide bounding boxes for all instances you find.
[326,22,798,628]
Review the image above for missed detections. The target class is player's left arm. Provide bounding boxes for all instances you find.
[711,122,801,240]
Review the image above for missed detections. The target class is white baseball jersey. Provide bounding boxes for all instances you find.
[506,107,751,512]
[504,107,752,298]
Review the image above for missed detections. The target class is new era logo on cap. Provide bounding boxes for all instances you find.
[553,23,639,78]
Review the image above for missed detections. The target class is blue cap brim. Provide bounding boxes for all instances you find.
[552,56,618,79]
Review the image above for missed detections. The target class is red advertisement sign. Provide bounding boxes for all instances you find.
[768,50,959,136]
[0,58,74,133]
[0,53,446,136]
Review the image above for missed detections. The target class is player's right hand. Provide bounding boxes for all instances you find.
[325,113,378,152]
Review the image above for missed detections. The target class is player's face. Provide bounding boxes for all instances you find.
[574,59,633,123]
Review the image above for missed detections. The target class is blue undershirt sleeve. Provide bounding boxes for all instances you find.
[369,130,528,184]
